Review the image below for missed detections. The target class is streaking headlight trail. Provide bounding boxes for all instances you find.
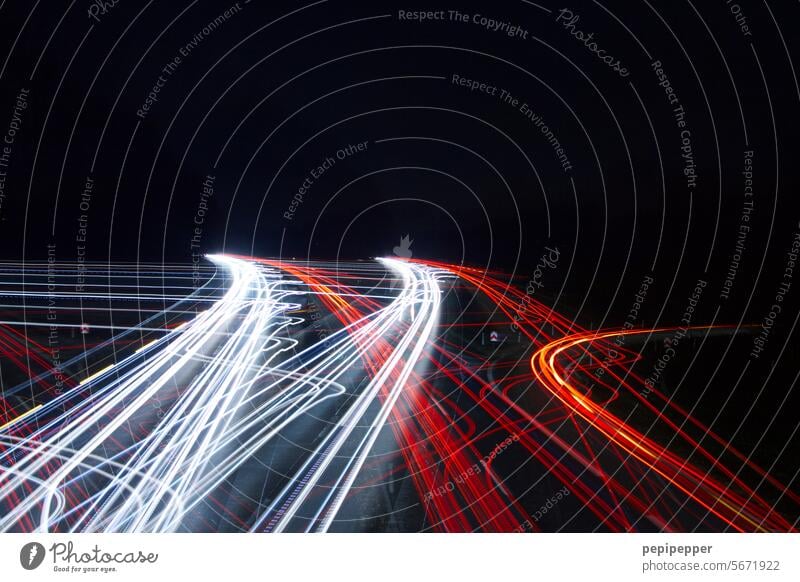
[0,256,796,532]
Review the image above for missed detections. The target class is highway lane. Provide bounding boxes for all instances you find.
[0,256,448,533]
[0,256,796,532]
[253,258,444,532]
[0,256,295,531]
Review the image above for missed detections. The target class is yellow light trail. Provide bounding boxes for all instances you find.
[135,340,159,353]
[79,363,116,386]
[0,405,43,431]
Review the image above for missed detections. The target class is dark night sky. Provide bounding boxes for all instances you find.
[0,0,799,328]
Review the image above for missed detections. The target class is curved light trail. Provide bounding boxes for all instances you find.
[0,255,795,532]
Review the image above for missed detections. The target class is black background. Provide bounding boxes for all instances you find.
[1,0,798,493]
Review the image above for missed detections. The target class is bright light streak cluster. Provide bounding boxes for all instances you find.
[0,255,796,532]
[0,256,444,532]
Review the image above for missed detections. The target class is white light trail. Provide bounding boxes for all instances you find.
[0,255,445,533]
